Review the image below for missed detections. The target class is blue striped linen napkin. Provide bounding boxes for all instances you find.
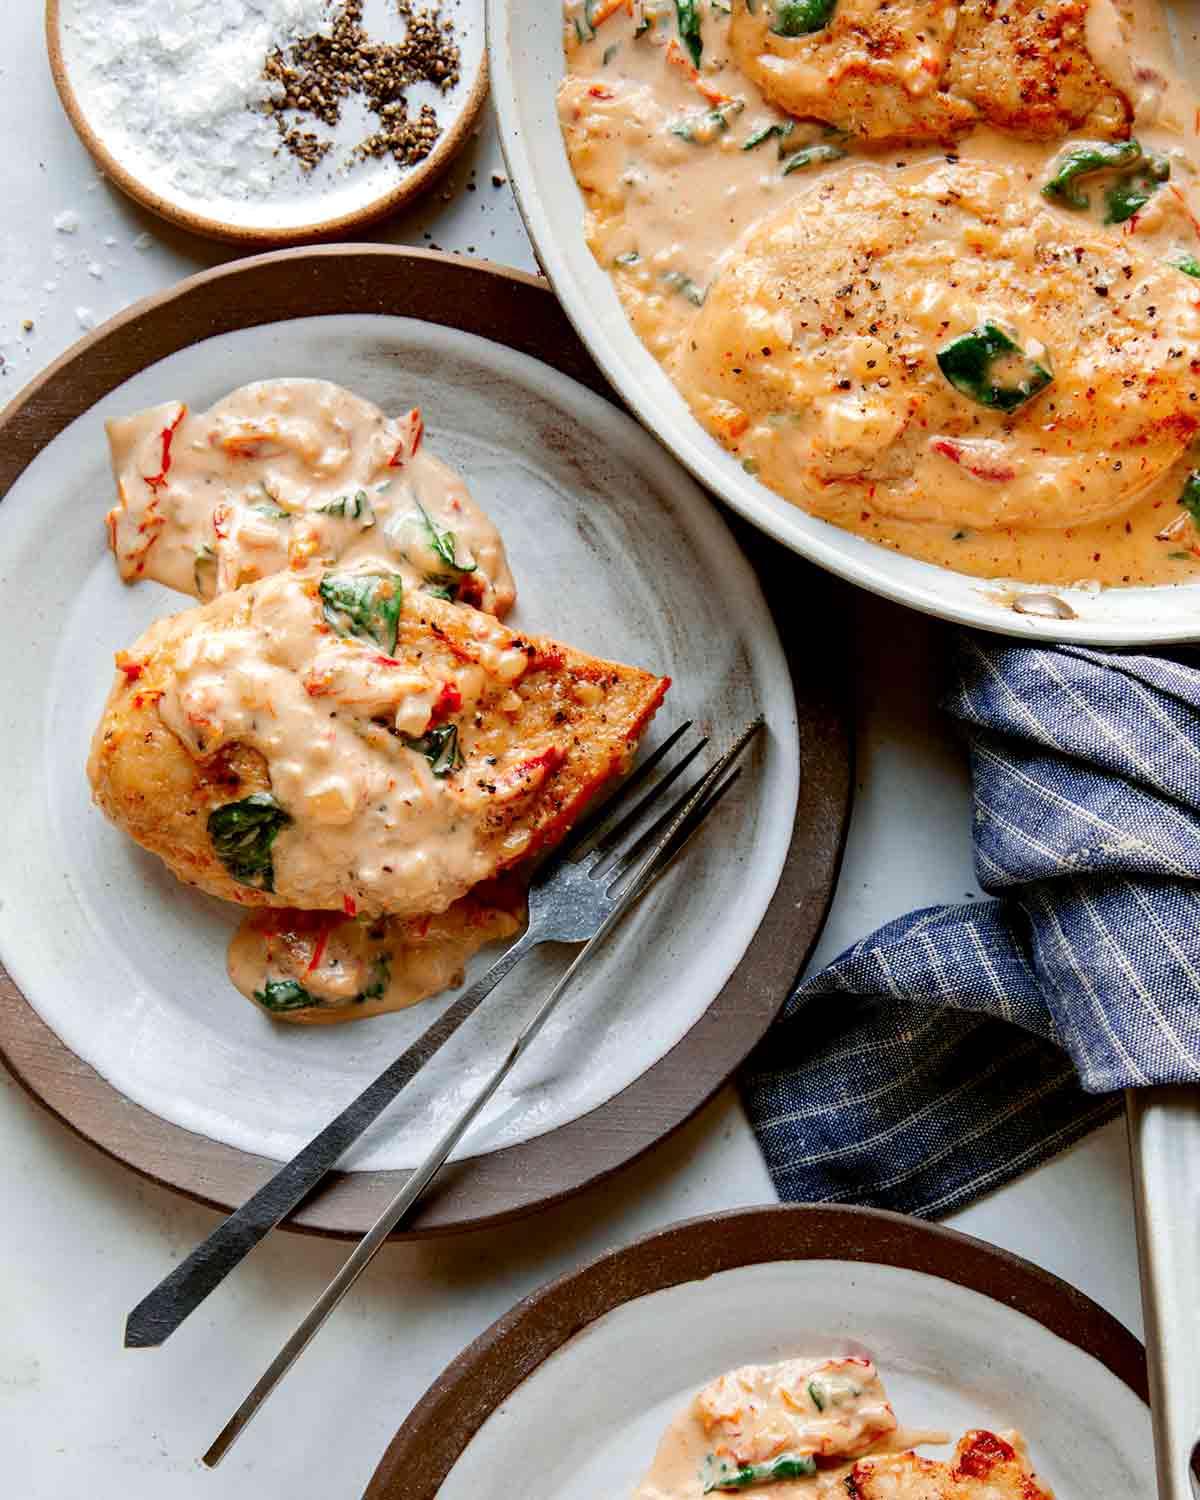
[741,632,1200,1219]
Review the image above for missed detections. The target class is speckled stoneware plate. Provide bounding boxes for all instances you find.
[367,1205,1152,1499]
[0,247,851,1236]
[487,0,1200,646]
[46,0,487,245]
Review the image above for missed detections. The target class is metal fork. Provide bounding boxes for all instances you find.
[200,714,763,1465]
[125,718,758,1353]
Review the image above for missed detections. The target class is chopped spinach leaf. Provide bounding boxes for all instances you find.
[671,99,744,143]
[315,489,375,524]
[743,120,793,150]
[602,40,620,63]
[1179,470,1200,525]
[574,1,595,41]
[937,321,1053,413]
[421,578,459,601]
[676,0,702,66]
[614,249,642,265]
[781,141,846,174]
[208,793,292,893]
[319,571,404,654]
[1169,254,1200,278]
[1104,177,1152,224]
[770,0,836,35]
[402,723,465,777]
[1103,154,1169,224]
[415,500,476,575]
[807,1371,861,1410]
[251,498,291,521]
[662,269,707,305]
[701,1452,818,1492]
[255,954,392,1014]
[255,978,316,1013]
[1042,138,1142,209]
[356,955,391,1003]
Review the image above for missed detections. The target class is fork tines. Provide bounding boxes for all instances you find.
[577,715,766,896]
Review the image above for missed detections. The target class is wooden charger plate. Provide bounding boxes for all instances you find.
[0,247,851,1237]
[45,0,488,245]
[368,1204,1151,1498]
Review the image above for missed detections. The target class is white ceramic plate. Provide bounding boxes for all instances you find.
[47,0,488,244]
[0,305,798,1174]
[367,1207,1152,1498]
[487,0,1200,646]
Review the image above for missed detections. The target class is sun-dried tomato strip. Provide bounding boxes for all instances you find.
[388,407,425,467]
[931,438,1016,483]
[143,406,186,492]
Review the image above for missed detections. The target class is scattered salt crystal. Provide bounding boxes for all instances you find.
[76,307,97,330]
[104,235,118,247]
[43,280,58,293]
[87,261,104,279]
[54,209,80,233]
[132,233,153,251]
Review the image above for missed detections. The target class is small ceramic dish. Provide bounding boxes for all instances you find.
[46,0,488,245]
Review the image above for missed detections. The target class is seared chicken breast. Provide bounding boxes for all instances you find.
[89,571,668,918]
[675,160,1200,532]
[728,0,975,145]
[849,1428,1054,1498]
[729,0,1130,144]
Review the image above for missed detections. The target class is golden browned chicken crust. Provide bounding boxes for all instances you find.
[729,0,975,146]
[674,161,1200,532]
[949,0,1130,139]
[88,577,669,915]
[729,0,1130,144]
[849,1429,1054,1498]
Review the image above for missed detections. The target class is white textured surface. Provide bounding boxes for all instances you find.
[0,5,1143,1497]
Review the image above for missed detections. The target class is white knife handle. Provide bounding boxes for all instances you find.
[1127,1087,1200,1500]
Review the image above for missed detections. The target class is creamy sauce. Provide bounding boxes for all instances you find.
[101,380,540,1021]
[150,569,603,917]
[560,0,1200,589]
[106,379,516,615]
[635,1356,945,1499]
[227,883,524,1024]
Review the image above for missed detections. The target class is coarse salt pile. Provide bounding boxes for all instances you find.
[63,0,337,205]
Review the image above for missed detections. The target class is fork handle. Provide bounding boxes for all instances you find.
[1127,1087,1200,1500]
[203,931,602,1468]
[124,924,540,1350]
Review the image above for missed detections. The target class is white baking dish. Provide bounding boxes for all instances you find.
[487,0,1200,645]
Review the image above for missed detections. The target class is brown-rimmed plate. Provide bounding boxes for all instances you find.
[46,0,488,246]
[367,1203,1152,1498]
[0,247,851,1237]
